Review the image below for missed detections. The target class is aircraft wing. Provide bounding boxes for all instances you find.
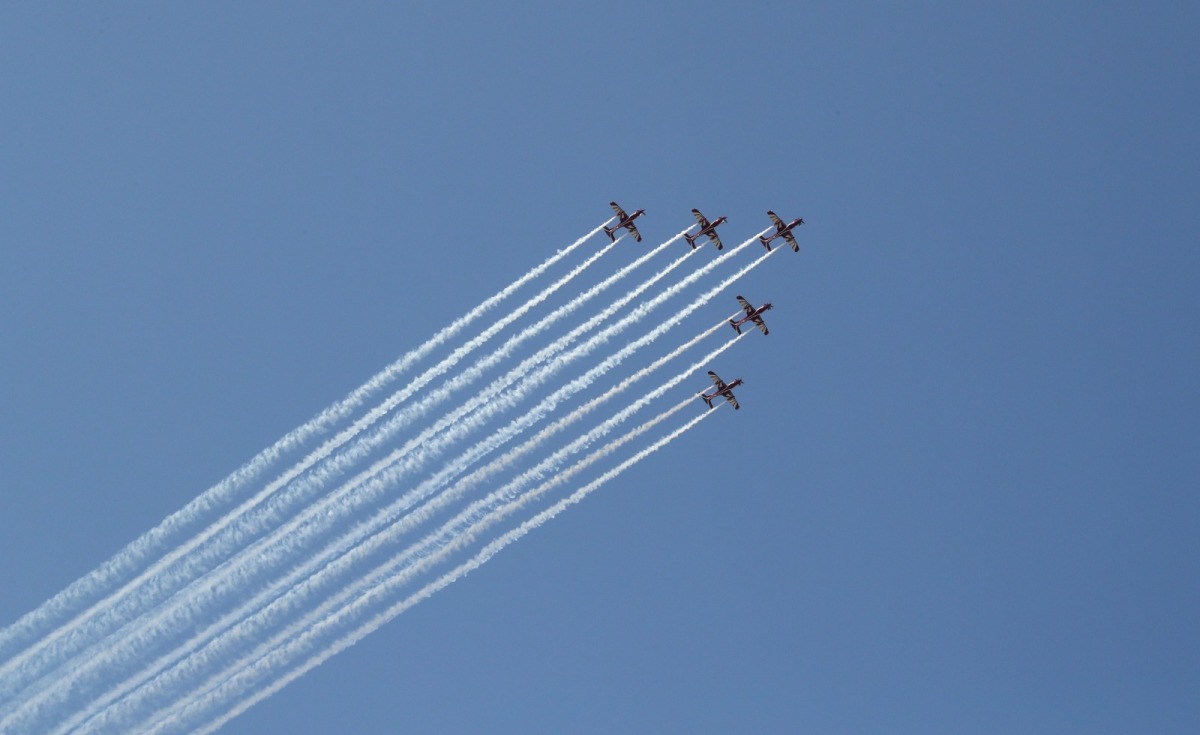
[707,371,727,390]
[752,316,768,335]
[736,295,755,316]
[783,231,799,252]
[767,210,785,229]
[725,393,740,410]
[610,201,628,220]
[691,208,711,228]
[707,232,724,250]
[626,222,642,242]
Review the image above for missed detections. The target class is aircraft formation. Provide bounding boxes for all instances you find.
[608,201,805,254]
[606,201,805,413]
[0,197,804,734]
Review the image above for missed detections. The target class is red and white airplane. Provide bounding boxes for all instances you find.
[701,371,743,410]
[759,210,804,252]
[684,208,728,250]
[605,201,645,242]
[729,295,772,335]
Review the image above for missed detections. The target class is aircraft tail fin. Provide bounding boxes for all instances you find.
[759,236,772,251]
[729,320,741,334]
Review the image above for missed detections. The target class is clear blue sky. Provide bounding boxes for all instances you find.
[2,2,1197,733]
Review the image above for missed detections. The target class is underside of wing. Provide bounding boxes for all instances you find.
[708,232,724,250]
[783,231,799,252]
[626,222,642,242]
[736,295,754,315]
[691,208,710,227]
[767,210,784,229]
[707,371,726,389]
[610,201,628,219]
[753,317,768,335]
[726,393,740,410]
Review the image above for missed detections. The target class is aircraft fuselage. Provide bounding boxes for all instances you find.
[686,215,728,249]
[696,216,727,240]
[620,209,645,229]
[606,209,645,241]
[762,219,802,245]
[760,217,804,251]
[701,377,743,408]
[731,303,773,331]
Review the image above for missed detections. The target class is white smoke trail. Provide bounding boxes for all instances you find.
[351,239,771,525]
[0,221,608,670]
[34,231,681,735]
[393,331,747,541]
[172,408,716,735]
[2,228,691,730]
[0,229,620,714]
[0,222,607,672]
[49,239,771,735]
[18,234,770,734]
[49,317,734,735]
[84,245,770,732]
[124,235,762,659]
[290,234,761,542]
[65,322,745,735]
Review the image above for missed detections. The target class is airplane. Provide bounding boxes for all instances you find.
[684,208,728,250]
[729,295,772,335]
[759,210,804,252]
[701,370,743,410]
[605,201,645,242]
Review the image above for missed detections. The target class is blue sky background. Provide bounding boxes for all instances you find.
[2,2,1198,733]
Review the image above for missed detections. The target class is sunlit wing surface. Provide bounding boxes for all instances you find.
[691,208,711,228]
[707,232,723,250]
[626,223,642,242]
[726,394,740,410]
[610,201,628,220]
[752,317,768,335]
[783,232,799,252]
[737,296,755,316]
[707,371,727,390]
[767,210,785,229]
